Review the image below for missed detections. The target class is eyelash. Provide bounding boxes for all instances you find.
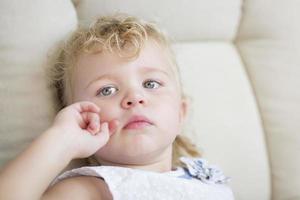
[96,80,163,97]
[143,79,162,89]
[96,85,118,97]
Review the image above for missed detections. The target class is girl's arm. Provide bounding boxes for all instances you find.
[0,127,73,200]
[0,101,112,200]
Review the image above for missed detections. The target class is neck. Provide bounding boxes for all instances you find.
[95,147,174,173]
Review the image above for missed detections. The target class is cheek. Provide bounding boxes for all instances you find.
[93,99,119,122]
[160,93,181,118]
[155,98,182,128]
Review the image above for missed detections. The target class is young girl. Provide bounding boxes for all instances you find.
[0,14,234,200]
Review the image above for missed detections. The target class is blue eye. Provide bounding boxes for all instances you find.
[97,86,118,96]
[143,80,161,89]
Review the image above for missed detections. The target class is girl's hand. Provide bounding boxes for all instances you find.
[50,101,116,160]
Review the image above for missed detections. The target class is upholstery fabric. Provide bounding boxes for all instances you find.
[236,1,300,199]
[174,42,270,199]
[73,0,242,41]
[0,0,299,199]
[0,0,77,166]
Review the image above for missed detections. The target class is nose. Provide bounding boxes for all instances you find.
[121,92,146,109]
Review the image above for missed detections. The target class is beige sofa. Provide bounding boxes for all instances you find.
[0,0,299,199]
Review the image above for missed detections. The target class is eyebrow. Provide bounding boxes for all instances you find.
[141,66,171,77]
[85,74,116,88]
[86,66,171,89]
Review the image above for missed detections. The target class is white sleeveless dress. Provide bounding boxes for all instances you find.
[52,157,234,200]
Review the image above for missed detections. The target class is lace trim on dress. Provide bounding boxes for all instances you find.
[180,157,230,184]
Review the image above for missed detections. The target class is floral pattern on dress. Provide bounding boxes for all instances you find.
[180,157,230,184]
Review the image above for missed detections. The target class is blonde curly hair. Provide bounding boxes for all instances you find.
[48,14,200,167]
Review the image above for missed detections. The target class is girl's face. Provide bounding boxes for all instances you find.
[72,41,187,165]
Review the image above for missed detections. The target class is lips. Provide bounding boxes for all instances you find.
[123,115,153,130]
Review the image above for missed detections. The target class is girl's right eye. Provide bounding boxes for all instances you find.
[97,85,118,97]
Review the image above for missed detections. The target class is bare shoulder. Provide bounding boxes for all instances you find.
[42,176,112,200]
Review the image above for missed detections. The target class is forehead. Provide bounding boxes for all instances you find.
[73,40,177,82]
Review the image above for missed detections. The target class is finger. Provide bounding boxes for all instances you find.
[73,101,100,114]
[83,122,110,155]
[89,113,101,135]
[108,119,119,136]
[82,112,100,134]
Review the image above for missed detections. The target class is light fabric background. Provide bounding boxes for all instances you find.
[0,0,299,199]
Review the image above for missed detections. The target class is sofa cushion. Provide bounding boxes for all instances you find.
[0,0,77,167]
[236,0,300,199]
[73,0,242,41]
[174,42,270,199]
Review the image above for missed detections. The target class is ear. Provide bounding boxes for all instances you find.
[179,96,189,125]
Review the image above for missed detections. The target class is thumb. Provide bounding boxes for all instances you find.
[108,119,120,136]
